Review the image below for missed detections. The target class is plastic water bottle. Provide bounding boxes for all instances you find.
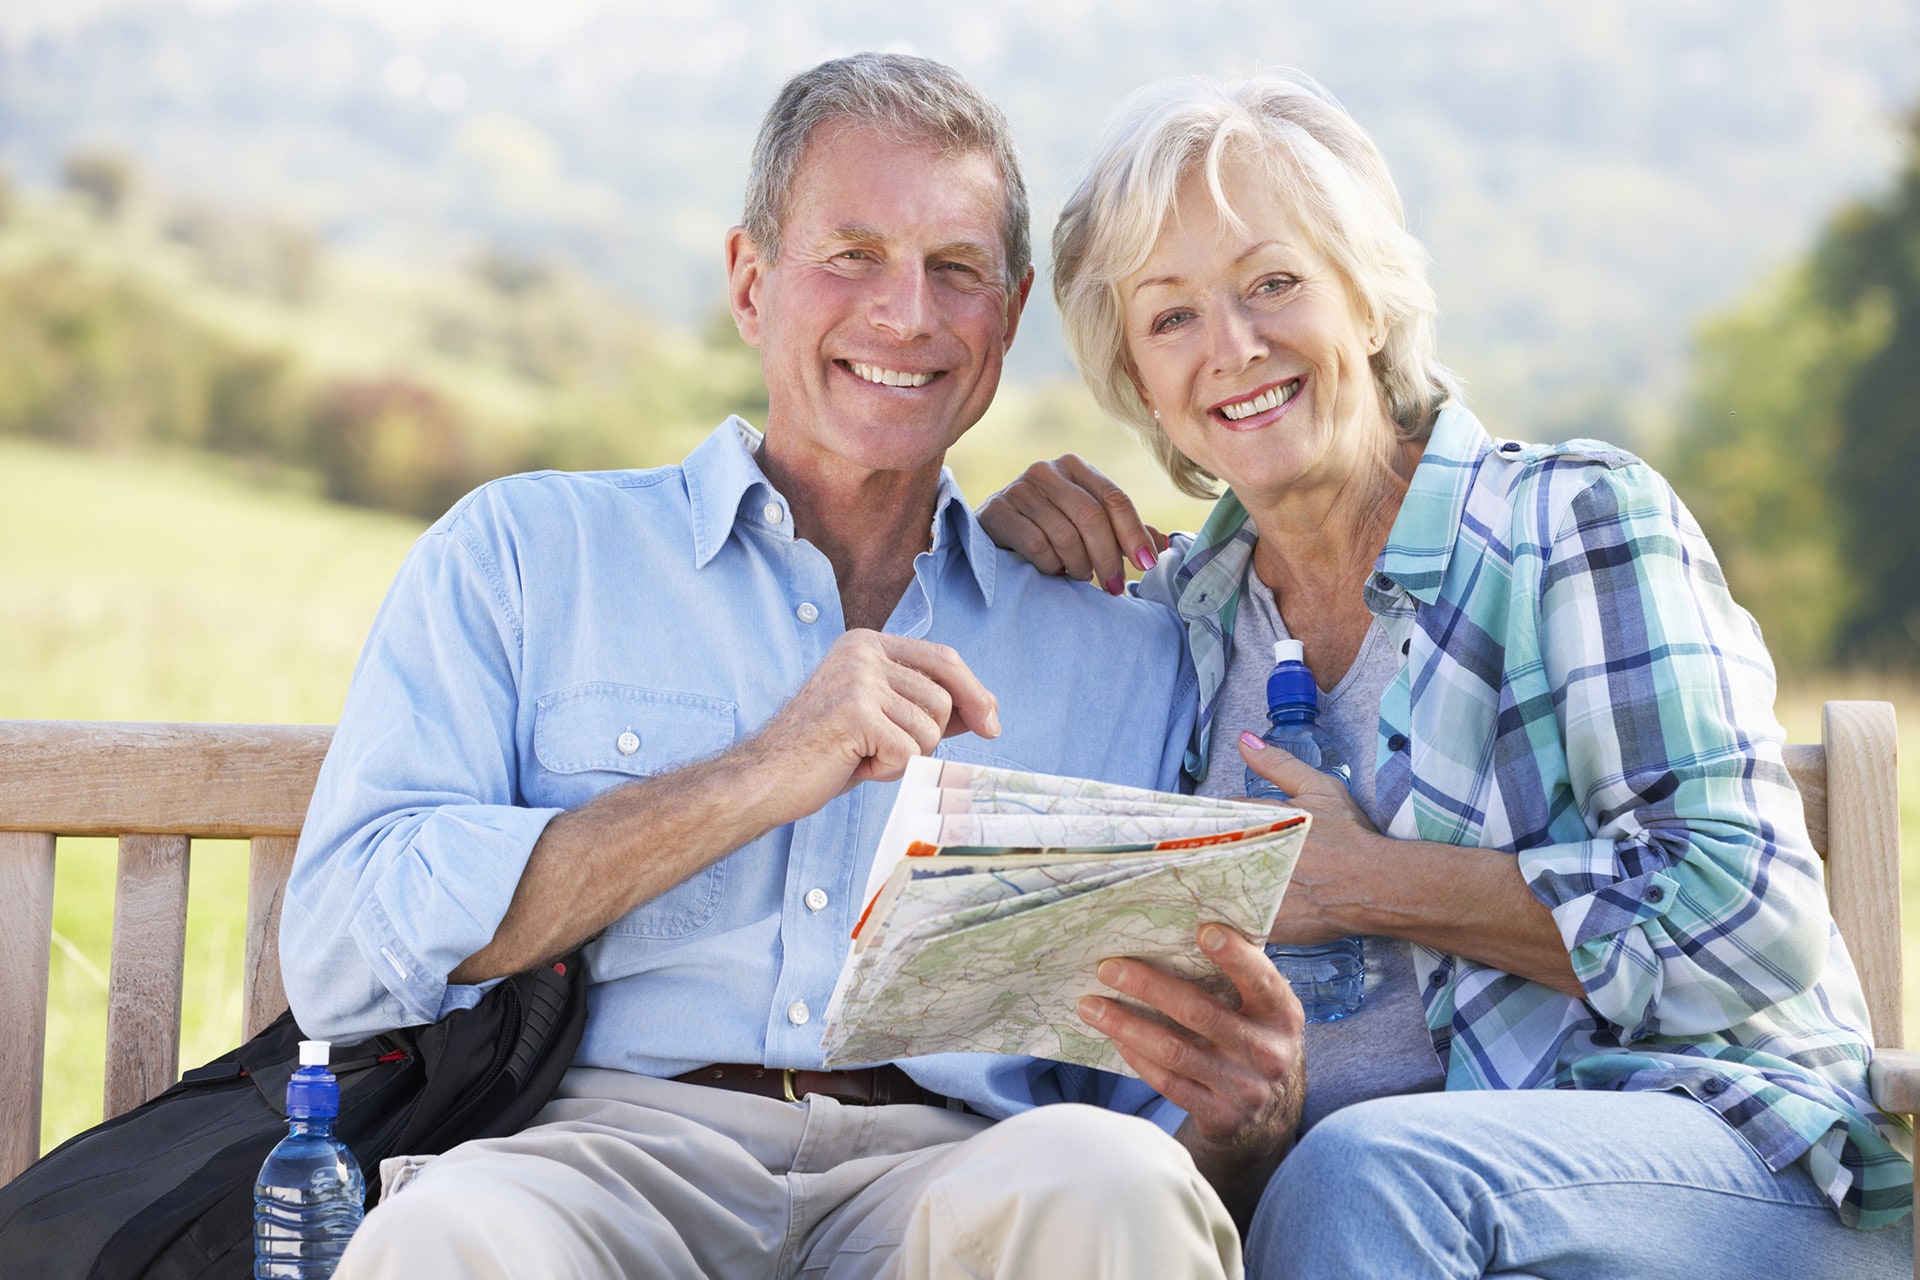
[254,1040,365,1278]
[1245,639,1366,1022]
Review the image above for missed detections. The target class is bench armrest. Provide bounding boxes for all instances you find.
[1868,1048,1920,1115]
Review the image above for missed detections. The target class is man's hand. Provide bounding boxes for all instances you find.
[1076,923,1306,1226]
[977,455,1167,595]
[741,630,1001,826]
[451,631,997,986]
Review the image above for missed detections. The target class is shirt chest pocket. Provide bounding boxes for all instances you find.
[531,682,738,940]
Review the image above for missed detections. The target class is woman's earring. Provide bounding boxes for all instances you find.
[1152,409,1161,420]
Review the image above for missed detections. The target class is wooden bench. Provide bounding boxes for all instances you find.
[2,706,1914,1242]
[0,720,330,1180]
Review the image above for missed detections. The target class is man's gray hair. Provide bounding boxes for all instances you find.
[743,53,1031,282]
[1053,73,1461,499]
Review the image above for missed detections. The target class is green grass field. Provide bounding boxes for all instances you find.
[5,433,1916,1156]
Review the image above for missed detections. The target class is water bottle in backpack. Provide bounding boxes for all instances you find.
[254,1040,365,1278]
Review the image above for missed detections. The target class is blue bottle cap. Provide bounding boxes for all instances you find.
[286,1040,340,1119]
[1265,640,1319,715]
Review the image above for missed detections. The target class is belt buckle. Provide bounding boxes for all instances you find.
[782,1068,801,1104]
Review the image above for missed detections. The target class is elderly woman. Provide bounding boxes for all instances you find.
[982,74,1912,1277]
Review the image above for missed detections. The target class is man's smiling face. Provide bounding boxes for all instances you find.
[728,120,1031,484]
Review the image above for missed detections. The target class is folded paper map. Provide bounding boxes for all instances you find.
[818,757,1309,1077]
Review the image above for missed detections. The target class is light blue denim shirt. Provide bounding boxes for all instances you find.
[281,418,1197,1125]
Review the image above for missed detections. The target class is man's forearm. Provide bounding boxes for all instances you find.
[448,630,1001,985]
[449,742,795,984]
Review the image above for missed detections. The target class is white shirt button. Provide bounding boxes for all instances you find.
[616,731,640,755]
[805,888,829,912]
[762,502,784,525]
[786,1000,810,1026]
[796,602,819,624]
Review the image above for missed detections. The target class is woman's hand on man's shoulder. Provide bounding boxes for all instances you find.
[977,454,1168,596]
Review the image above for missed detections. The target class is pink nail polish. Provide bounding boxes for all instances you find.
[1103,575,1124,596]
[1240,730,1266,750]
[1132,546,1157,571]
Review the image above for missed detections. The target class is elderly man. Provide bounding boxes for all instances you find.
[283,53,1302,1279]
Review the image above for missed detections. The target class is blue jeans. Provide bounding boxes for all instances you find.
[1247,1090,1912,1279]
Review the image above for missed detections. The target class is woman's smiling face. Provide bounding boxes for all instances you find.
[1121,152,1393,507]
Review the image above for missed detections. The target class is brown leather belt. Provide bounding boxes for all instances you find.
[671,1062,949,1108]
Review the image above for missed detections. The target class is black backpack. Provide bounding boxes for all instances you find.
[0,952,587,1280]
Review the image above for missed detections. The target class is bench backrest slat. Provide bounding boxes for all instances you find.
[244,835,301,1040]
[103,834,192,1122]
[1817,702,1903,1050]
[0,721,329,837]
[1782,744,1826,851]
[0,832,55,1183]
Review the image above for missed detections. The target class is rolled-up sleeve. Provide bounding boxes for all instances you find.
[281,513,563,1041]
[1516,462,1829,1041]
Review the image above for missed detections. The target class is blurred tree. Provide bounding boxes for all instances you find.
[1665,269,1884,670]
[62,150,137,220]
[207,351,305,458]
[0,261,221,450]
[308,378,474,519]
[1668,105,1920,672]
[474,249,553,298]
[1813,104,1920,665]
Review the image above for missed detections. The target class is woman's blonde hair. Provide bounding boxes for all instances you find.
[1052,72,1459,498]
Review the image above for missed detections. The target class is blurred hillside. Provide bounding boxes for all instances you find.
[0,174,767,516]
[2,0,1917,445]
[0,173,1213,529]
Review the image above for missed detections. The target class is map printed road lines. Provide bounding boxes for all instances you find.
[820,758,1309,1077]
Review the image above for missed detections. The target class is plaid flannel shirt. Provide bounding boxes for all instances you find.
[1140,403,1911,1228]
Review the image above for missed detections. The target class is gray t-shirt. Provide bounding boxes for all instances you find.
[1194,570,1446,1130]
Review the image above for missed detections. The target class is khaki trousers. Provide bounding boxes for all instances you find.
[337,1066,1243,1280]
